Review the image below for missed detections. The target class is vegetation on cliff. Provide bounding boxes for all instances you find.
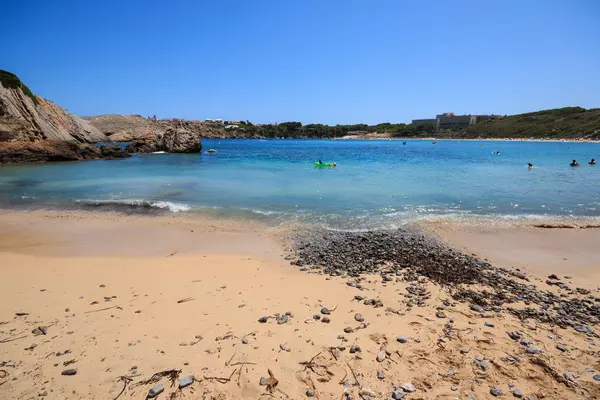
[0,70,38,105]
[232,107,599,139]
[463,107,600,139]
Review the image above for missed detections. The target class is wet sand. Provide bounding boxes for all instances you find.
[1,210,599,399]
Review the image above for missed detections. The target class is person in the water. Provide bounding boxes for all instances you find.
[318,159,322,164]
[589,159,596,165]
[570,159,580,167]
[333,162,337,167]
[528,163,533,168]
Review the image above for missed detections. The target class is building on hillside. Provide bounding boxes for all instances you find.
[436,113,475,130]
[205,118,224,124]
[225,125,239,129]
[412,112,495,132]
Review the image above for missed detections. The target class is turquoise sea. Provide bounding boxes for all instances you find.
[1,139,599,230]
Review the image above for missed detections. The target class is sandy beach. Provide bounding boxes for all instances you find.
[1,210,600,400]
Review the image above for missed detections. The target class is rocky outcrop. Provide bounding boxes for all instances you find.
[124,128,202,154]
[0,70,116,164]
[0,141,128,164]
[163,128,202,153]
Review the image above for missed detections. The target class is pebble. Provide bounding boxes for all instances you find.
[473,358,489,372]
[276,314,289,324]
[354,313,364,322]
[508,331,522,340]
[337,335,346,340]
[563,371,577,382]
[135,310,141,313]
[490,387,502,397]
[593,374,600,381]
[241,338,249,344]
[259,377,270,386]
[400,383,415,393]
[376,350,386,362]
[519,339,531,346]
[344,327,354,333]
[525,346,541,355]
[349,345,361,353]
[377,370,384,380]
[258,316,268,323]
[279,344,286,351]
[470,304,484,312]
[484,322,495,327]
[354,295,364,301]
[148,383,164,398]
[321,307,331,315]
[321,317,330,323]
[397,336,408,343]
[436,311,446,318]
[513,389,523,398]
[451,385,458,391]
[306,389,314,397]
[313,314,321,320]
[391,389,405,399]
[179,375,194,389]
[61,369,77,376]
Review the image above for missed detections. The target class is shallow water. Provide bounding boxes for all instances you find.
[1,139,599,229]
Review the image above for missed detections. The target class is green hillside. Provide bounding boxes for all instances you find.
[462,107,600,139]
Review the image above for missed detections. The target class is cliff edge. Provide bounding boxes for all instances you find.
[0,70,127,163]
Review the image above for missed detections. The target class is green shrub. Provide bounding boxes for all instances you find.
[0,70,39,105]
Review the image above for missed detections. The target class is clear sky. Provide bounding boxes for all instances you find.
[2,0,599,124]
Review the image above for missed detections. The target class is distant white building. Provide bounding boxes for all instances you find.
[205,118,224,124]
[225,125,239,129]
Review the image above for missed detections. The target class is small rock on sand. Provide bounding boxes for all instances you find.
[436,311,446,318]
[321,317,330,323]
[258,316,268,323]
[376,350,386,362]
[451,385,458,391]
[392,389,405,399]
[593,374,600,381]
[377,370,384,380]
[513,389,523,398]
[350,345,361,354]
[397,336,408,343]
[321,307,331,315]
[148,383,164,398]
[306,389,314,397]
[400,383,415,392]
[470,304,484,312]
[61,369,77,376]
[354,313,364,322]
[313,314,321,320]
[344,327,354,333]
[490,387,502,397]
[179,375,194,389]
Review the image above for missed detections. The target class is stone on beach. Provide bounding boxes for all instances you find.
[179,375,194,388]
[61,369,77,376]
[148,383,164,398]
[376,350,386,362]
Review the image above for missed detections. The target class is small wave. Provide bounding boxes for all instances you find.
[75,199,191,213]
[151,151,166,154]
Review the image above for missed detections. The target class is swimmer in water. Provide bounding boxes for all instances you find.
[528,163,533,168]
[589,158,596,165]
[570,159,580,167]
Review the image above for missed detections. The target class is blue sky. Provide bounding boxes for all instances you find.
[2,0,599,124]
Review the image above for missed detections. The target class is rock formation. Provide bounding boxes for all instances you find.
[0,70,128,164]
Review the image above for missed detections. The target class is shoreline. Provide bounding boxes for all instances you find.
[1,209,600,399]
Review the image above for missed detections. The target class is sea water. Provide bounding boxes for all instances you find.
[1,139,599,230]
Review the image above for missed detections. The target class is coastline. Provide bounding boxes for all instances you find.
[1,209,600,399]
